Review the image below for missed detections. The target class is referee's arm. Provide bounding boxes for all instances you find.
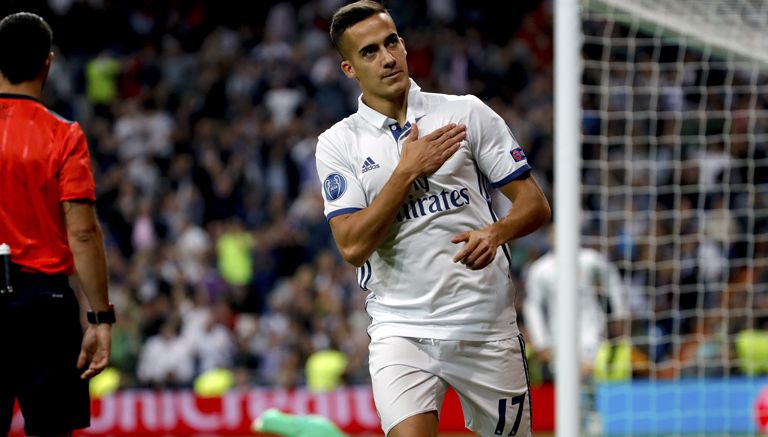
[63,200,111,379]
[63,200,109,311]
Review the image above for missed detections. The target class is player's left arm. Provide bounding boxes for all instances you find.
[600,253,630,337]
[452,174,550,270]
[603,256,629,318]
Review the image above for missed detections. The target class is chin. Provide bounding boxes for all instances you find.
[386,77,409,94]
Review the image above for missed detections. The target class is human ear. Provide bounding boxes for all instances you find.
[341,60,356,79]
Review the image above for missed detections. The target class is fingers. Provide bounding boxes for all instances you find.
[422,123,455,141]
[423,123,466,146]
[436,126,466,163]
[400,122,466,178]
[434,124,466,145]
[81,352,108,380]
[81,366,100,380]
[77,350,87,369]
[404,123,419,142]
[460,248,492,268]
[441,140,463,162]
[409,123,418,139]
[465,251,495,270]
[452,237,478,263]
[452,231,496,269]
[451,232,469,244]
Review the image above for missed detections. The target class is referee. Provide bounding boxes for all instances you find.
[0,12,113,437]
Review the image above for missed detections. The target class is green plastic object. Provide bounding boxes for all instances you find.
[252,408,348,437]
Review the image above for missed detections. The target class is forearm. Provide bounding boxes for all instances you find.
[607,268,630,318]
[492,204,549,244]
[69,226,110,312]
[332,167,417,266]
[492,177,551,244]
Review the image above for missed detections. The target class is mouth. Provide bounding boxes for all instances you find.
[382,71,402,79]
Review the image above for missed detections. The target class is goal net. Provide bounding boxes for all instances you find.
[579,0,768,434]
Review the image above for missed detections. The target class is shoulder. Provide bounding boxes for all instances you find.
[426,93,500,134]
[46,108,75,125]
[39,106,86,142]
[528,252,555,278]
[420,90,484,114]
[580,248,611,269]
[37,104,81,135]
[36,108,88,152]
[20,100,79,133]
[461,94,499,121]
[317,114,363,153]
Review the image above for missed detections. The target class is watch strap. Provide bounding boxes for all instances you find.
[87,304,116,324]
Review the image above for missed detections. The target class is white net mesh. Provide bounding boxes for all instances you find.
[593,0,768,65]
[580,0,768,434]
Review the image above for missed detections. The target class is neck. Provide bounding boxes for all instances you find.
[0,77,43,100]
[361,82,410,126]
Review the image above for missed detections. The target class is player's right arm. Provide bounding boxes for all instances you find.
[321,123,466,267]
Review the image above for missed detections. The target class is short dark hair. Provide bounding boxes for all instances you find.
[330,0,389,57]
[0,12,53,84]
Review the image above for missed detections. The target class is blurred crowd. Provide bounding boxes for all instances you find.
[580,18,768,380]
[3,0,766,391]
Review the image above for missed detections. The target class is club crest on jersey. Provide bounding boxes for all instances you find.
[511,148,526,162]
[361,156,380,173]
[323,173,347,201]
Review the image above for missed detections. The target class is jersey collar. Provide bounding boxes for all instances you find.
[0,93,40,102]
[356,78,427,131]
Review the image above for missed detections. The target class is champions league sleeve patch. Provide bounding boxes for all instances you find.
[323,173,347,201]
[511,148,527,162]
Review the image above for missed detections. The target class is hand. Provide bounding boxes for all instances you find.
[399,123,466,178]
[451,226,500,270]
[78,323,112,379]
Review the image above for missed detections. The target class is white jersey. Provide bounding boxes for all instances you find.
[316,80,532,341]
[523,248,629,363]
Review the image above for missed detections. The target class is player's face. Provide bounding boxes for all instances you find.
[340,13,409,100]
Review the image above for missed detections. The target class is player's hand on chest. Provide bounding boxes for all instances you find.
[358,137,470,194]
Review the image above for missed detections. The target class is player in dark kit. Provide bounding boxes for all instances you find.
[0,12,113,437]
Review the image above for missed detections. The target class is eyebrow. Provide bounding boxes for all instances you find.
[357,32,398,56]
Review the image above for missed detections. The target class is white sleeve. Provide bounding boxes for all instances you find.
[466,96,532,188]
[315,133,368,220]
[587,250,629,320]
[523,260,553,351]
[601,254,630,319]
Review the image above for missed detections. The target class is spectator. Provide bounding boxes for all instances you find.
[137,317,195,388]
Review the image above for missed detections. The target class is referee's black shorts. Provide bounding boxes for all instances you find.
[0,269,90,436]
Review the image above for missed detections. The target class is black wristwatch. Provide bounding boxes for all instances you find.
[87,304,116,324]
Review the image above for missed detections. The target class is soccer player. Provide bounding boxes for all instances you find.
[316,2,551,436]
[0,12,113,437]
[523,227,629,432]
[523,226,629,378]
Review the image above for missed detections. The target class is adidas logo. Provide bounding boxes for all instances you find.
[361,157,380,173]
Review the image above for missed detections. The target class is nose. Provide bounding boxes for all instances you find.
[382,49,396,68]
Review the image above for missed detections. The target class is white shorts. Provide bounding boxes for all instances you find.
[368,334,532,436]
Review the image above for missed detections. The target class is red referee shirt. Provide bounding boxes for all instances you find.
[0,94,96,275]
